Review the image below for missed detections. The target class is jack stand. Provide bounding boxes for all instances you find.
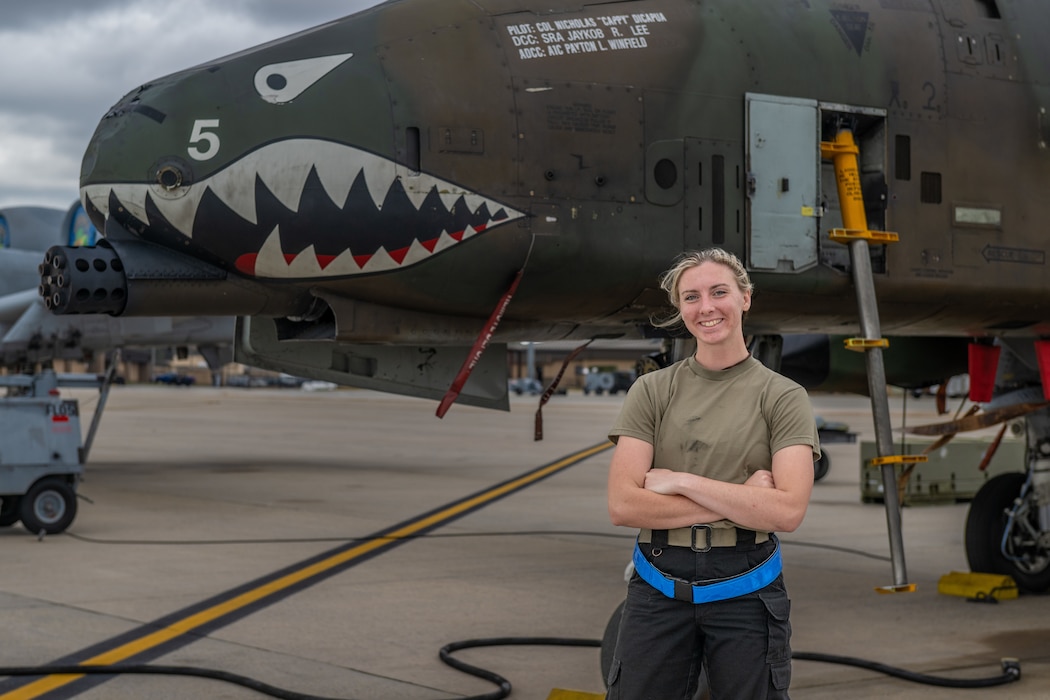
[822,128,920,593]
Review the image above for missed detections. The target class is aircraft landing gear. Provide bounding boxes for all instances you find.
[966,471,1050,593]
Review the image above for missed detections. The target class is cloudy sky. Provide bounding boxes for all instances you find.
[0,0,378,211]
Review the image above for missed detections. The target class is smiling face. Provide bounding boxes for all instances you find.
[677,261,752,349]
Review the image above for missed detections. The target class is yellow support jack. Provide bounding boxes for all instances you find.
[844,338,889,351]
[875,583,919,594]
[821,127,914,593]
[830,229,900,244]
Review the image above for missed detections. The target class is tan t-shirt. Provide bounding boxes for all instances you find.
[609,356,820,528]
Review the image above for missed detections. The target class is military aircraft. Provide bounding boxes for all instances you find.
[36,0,1050,599]
[0,202,235,370]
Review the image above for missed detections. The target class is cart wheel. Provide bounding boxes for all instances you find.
[0,497,20,527]
[19,479,77,535]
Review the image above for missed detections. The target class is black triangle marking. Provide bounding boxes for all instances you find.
[831,9,869,57]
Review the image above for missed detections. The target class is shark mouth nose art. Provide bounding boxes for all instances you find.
[81,139,525,279]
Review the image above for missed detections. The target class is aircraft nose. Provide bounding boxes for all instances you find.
[79,67,219,232]
[82,83,174,172]
[77,19,403,263]
[78,6,526,285]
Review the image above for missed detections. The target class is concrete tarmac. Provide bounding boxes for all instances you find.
[1,385,1048,699]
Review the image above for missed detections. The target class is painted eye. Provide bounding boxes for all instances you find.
[254,53,354,104]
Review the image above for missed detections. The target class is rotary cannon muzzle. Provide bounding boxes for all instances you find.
[40,244,128,315]
[39,233,308,318]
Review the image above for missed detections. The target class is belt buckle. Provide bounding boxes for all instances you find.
[690,524,713,553]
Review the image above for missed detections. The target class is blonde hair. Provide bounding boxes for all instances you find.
[652,248,754,330]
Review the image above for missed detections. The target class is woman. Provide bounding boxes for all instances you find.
[606,248,820,699]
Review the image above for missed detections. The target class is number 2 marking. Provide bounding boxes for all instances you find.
[922,82,937,111]
[187,119,221,160]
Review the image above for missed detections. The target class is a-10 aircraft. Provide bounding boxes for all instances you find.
[37,0,1050,597]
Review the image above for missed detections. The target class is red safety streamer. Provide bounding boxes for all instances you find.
[967,342,1001,403]
[978,423,1009,472]
[1036,339,1050,401]
[436,270,523,418]
[534,339,594,441]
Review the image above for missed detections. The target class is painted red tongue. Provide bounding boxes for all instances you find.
[234,253,258,275]
[231,223,490,276]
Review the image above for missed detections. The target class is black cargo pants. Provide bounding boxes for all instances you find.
[605,538,792,700]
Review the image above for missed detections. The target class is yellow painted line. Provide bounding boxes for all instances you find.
[0,442,613,699]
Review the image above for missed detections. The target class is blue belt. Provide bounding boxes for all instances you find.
[633,536,782,604]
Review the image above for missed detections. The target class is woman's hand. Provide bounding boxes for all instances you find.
[744,469,775,489]
[642,468,683,495]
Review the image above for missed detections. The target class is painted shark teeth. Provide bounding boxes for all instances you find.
[247,224,487,278]
[81,139,525,280]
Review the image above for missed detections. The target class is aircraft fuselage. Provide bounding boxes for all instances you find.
[53,0,1050,343]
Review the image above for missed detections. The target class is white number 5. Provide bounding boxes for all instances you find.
[187,119,221,161]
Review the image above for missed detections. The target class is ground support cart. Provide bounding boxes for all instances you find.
[0,368,113,534]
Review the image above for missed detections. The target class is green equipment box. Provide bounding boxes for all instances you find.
[861,437,1025,505]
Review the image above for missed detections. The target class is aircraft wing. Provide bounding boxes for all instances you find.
[0,248,49,296]
[0,287,236,367]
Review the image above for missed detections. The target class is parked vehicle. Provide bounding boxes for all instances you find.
[152,372,195,386]
[509,377,544,395]
[583,370,635,395]
[300,380,338,392]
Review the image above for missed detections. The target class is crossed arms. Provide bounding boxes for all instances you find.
[607,436,815,533]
